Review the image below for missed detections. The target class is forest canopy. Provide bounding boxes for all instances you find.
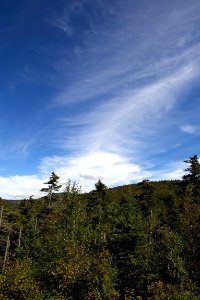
[0,155,200,299]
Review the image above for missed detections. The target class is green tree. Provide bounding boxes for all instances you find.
[182,155,200,202]
[137,180,155,218]
[86,180,108,228]
[182,155,200,185]
[0,197,6,228]
[95,179,107,196]
[41,172,61,206]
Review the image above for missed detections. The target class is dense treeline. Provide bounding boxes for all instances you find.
[0,155,200,299]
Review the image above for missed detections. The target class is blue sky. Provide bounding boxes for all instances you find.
[0,0,200,199]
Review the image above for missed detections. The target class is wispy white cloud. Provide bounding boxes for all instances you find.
[55,62,198,156]
[46,10,73,36]
[0,175,44,200]
[39,151,151,192]
[151,161,185,181]
[2,0,200,199]
[41,1,200,194]
[53,40,200,106]
[35,63,198,193]
[51,0,200,106]
[180,124,198,134]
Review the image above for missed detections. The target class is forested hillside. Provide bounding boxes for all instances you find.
[0,156,200,299]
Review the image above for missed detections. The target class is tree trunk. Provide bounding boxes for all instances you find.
[2,231,10,271]
[18,228,22,247]
[0,205,3,227]
[35,217,38,232]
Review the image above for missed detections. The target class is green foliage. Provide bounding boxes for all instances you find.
[183,155,200,185]
[41,172,62,206]
[1,159,200,299]
[0,258,42,300]
[182,155,200,202]
[148,280,199,300]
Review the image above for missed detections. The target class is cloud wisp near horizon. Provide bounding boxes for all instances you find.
[0,0,200,199]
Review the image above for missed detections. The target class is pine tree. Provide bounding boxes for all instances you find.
[182,155,200,200]
[182,155,200,185]
[41,172,62,206]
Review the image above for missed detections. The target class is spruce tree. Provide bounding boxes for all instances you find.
[182,155,200,200]
[41,172,62,206]
[182,155,200,185]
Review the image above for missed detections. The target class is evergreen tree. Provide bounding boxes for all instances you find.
[95,179,107,196]
[41,172,62,206]
[137,179,155,222]
[182,155,200,185]
[182,155,200,201]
